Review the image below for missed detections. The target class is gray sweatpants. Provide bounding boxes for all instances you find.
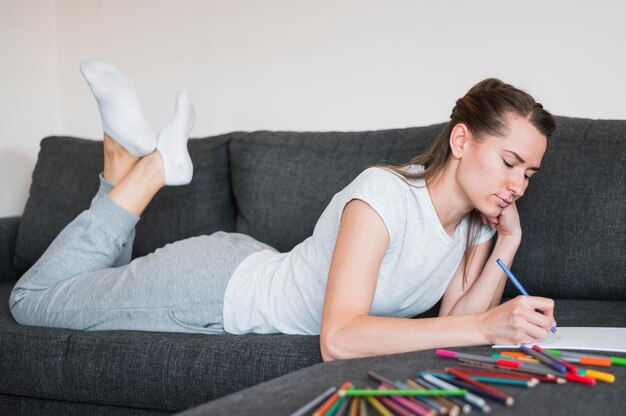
[9,173,276,334]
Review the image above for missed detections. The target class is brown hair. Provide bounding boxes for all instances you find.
[372,78,556,287]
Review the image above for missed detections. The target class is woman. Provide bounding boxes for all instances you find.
[9,61,557,361]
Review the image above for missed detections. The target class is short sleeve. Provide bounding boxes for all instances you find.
[475,222,497,246]
[339,168,406,244]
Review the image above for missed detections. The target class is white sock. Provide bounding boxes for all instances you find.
[156,87,196,186]
[80,59,157,157]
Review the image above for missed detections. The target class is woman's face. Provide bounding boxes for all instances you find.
[458,113,548,217]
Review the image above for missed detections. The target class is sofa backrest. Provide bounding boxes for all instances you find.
[228,124,444,251]
[513,117,625,300]
[229,116,626,301]
[13,135,237,275]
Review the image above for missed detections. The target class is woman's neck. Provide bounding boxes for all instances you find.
[425,163,473,236]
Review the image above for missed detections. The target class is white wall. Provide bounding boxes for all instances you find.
[2,0,626,217]
[0,0,61,217]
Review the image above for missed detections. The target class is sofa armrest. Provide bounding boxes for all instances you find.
[0,216,20,283]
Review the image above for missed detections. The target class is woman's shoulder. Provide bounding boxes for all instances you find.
[357,164,425,187]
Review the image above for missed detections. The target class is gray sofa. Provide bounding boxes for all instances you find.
[0,116,624,415]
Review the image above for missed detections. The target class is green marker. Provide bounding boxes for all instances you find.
[547,349,626,367]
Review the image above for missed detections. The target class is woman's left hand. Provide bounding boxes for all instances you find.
[478,202,522,238]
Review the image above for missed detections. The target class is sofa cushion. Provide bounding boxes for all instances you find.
[12,135,236,275]
[0,280,321,413]
[229,117,626,301]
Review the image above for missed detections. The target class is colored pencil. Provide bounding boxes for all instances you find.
[547,349,626,366]
[377,384,436,416]
[546,350,614,367]
[499,351,529,359]
[427,374,516,406]
[445,368,515,406]
[452,352,563,376]
[349,397,360,416]
[452,368,540,385]
[577,369,615,383]
[327,394,351,416]
[564,372,596,386]
[393,381,445,414]
[496,354,567,375]
[437,349,511,365]
[405,379,464,416]
[496,258,559,337]
[340,389,468,397]
[422,371,535,387]
[364,395,393,416]
[421,374,491,413]
[359,396,369,416]
[438,348,561,375]
[376,395,414,416]
[532,345,579,373]
[519,345,568,374]
[367,371,442,414]
[493,353,540,364]
[458,359,566,383]
[314,382,353,416]
[558,355,612,367]
[289,386,337,416]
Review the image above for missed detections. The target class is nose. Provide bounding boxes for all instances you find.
[507,170,525,198]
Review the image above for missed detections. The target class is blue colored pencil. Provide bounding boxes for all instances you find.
[496,258,559,338]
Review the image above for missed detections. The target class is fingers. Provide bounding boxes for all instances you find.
[510,296,557,342]
[525,296,556,318]
[478,212,498,228]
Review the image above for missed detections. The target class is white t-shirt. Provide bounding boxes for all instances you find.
[222,165,496,335]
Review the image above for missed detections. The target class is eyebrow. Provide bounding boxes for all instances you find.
[503,150,540,171]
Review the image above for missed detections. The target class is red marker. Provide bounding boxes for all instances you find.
[565,372,596,386]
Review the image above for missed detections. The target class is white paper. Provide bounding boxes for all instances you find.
[492,327,626,353]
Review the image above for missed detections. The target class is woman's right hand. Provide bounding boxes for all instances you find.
[479,295,557,345]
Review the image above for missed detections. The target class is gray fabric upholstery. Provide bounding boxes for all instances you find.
[12,135,237,275]
[229,124,443,253]
[0,216,19,283]
[514,117,626,300]
[0,393,169,416]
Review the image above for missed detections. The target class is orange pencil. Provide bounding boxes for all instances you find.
[313,382,353,416]
[349,397,359,416]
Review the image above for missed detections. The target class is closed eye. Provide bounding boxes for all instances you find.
[502,159,530,180]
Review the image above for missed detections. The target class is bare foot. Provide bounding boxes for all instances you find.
[103,133,140,185]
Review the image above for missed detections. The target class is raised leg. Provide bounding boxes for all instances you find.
[9,61,201,333]
[103,133,140,185]
[108,150,165,217]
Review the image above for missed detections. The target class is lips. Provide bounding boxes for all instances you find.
[496,196,511,208]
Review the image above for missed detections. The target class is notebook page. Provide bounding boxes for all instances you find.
[492,327,626,353]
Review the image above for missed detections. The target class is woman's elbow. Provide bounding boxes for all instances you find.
[320,327,350,362]
[320,332,338,362]
[320,344,335,362]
